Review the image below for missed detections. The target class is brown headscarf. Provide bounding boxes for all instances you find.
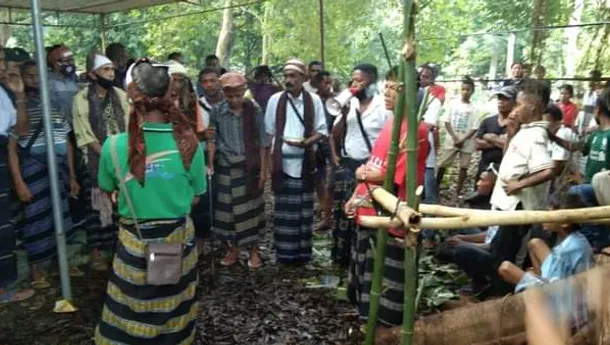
[126,82,198,185]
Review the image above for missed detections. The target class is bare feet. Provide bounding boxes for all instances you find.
[0,288,35,304]
[30,265,50,289]
[220,247,239,266]
[248,248,262,269]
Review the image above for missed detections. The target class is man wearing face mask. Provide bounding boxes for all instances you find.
[330,63,392,267]
[47,44,79,122]
[72,51,129,271]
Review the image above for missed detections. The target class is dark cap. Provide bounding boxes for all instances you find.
[491,85,517,100]
[4,48,30,63]
[132,60,170,98]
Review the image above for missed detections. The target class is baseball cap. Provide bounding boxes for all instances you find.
[491,85,517,100]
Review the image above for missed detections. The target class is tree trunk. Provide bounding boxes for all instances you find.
[261,3,271,65]
[564,0,584,77]
[0,9,12,46]
[215,0,235,68]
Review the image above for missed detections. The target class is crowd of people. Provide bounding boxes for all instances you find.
[0,40,608,343]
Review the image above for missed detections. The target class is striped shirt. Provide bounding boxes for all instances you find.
[11,97,71,156]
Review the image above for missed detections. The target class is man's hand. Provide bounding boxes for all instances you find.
[16,181,33,203]
[284,138,307,148]
[355,165,369,182]
[332,154,341,167]
[503,179,523,195]
[206,165,214,176]
[453,137,464,149]
[483,133,497,142]
[344,199,356,217]
[69,178,81,198]
[446,235,464,247]
[6,68,24,94]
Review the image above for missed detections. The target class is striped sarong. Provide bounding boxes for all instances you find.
[0,136,17,288]
[213,156,264,248]
[273,175,314,263]
[14,155,74,264]
[348,226,405,326]
[331,158,364,266]
[95,218,198,345]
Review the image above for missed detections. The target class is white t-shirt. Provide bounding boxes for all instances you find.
[491,121,553,211]
[422,98,442,168]
[264,91,329,178]
[338,95,392,161]
[548,125,577,162]
[442,98,479,153]
[0,88,16,136]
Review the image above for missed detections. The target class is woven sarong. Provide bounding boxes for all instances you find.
[94,218,198,345]
[348,226,405,326]
[15,155,74,264]
[0,136,17,288]
[213,156,264,248]
[273,175,314,263]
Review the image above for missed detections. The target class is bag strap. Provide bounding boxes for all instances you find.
[285,92,306,128]
[355,110,373,153]
[24,119,44,151]
[109,135,143,240]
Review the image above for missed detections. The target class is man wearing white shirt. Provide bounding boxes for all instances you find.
[489,80,555,293]
[330,63,391,266]
[0,45,34,304]
[265,59,328,264]
[574,70,604,175]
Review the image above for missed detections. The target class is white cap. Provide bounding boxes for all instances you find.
[92,54,113,71]
[164,60,187,76]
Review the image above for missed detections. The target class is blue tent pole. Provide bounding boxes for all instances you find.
[29,0,73,302]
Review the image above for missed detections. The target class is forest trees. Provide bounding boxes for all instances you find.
[2,0,608,84]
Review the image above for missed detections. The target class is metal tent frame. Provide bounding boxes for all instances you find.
[5,0,228,310]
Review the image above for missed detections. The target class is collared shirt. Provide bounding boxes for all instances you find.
[210,100,269,158]
[338,95,392,161]
[264,90,328,178]
[303,81,317,94]
[490,121,553,211]
[0,87,16,136]
[49,73,79,123]
[72,86,130,150]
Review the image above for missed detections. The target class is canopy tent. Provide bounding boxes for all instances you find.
[1,0,188,14]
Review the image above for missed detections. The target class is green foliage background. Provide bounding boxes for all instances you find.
[6,0,610,85]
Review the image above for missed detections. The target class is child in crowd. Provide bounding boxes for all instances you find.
[497,192,594,292]
[436,77,479,201]
[550,87,610,251]
[556,84,578,129]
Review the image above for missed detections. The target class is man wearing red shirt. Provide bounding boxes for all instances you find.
[557,84,578,129]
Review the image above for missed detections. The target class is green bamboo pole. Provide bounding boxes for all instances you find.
[401,0,419,344]
[362,56,408,345]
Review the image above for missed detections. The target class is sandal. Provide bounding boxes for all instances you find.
[30,277,51,289]
[70,267,85,277]
[91,256,109,271]
[220,252,239,267]
[0,289,35,305]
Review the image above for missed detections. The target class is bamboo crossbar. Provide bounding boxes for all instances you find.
[370,187,422,225]
[360,211,610,230]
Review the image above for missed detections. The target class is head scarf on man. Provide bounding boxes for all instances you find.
[219,72,247,90]
[126,59,198,184]
[284,59,307,76]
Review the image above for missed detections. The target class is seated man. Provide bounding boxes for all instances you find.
[436,167,499,296]
[498,192,594,291]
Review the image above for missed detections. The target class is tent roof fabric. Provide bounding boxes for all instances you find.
[1,0,184,14]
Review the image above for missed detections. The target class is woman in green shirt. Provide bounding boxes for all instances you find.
[94,60,206,345]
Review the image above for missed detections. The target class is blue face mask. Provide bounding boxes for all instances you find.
[60,63,76,77]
